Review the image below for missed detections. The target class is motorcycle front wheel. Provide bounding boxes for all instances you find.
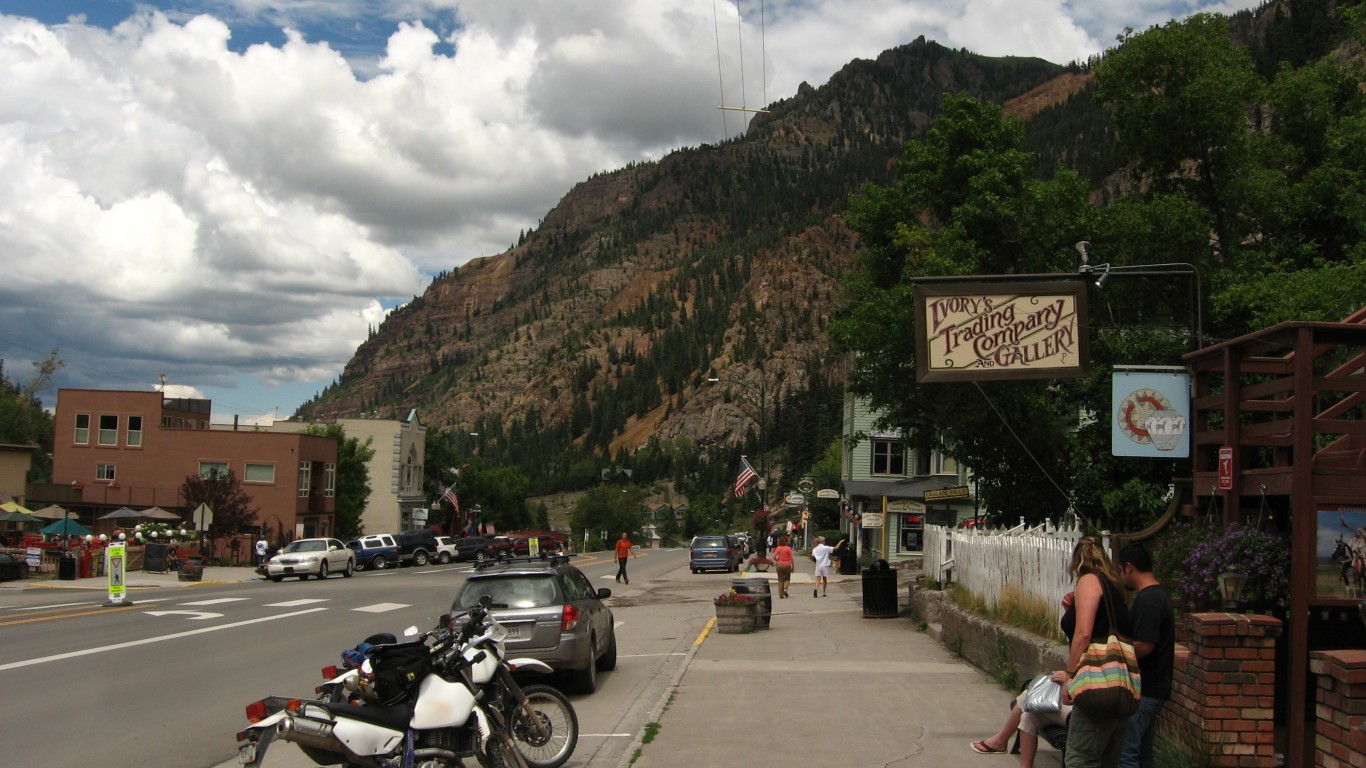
[509,684,578,768]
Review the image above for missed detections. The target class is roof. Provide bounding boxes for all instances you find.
[842,476,972,501]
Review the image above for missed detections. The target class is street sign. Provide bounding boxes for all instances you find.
[106,542,127,605]
[412,507,428,523]
[193,502,214,530]
[816,488,840,499]
[862,512,884,528]
[924,486,971,502]
[785,491,806,506]
[1218,447,1234,491]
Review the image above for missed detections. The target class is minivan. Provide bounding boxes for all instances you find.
[689,535,740,573]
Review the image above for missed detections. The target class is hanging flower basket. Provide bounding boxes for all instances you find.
[748,556,772,573]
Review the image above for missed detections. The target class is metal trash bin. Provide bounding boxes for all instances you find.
[838,549,858,576]
[57,552,78,580]
[731,578,771,630]
[179,555,205,582]
[861,559,898,618]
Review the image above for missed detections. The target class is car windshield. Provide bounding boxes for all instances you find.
[284,540,326,553]
[454,575,558,610]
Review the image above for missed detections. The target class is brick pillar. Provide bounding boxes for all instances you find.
[1157,612,1282,768]
[1310,649,1366,768]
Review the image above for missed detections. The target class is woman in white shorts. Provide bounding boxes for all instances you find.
[970,681,1071,766]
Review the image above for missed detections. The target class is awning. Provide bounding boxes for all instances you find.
[841,477,973,501]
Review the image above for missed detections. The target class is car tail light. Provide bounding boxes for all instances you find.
[320,665,338,680]
[561,603,580,631]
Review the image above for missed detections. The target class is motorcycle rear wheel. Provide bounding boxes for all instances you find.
[509,684,578,768]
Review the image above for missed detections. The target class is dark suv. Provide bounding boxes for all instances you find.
[453,535,514,563]
[450,556,616,693]
[396,529,438,567]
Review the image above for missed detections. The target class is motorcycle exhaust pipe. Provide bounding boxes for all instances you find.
[277,715,342,752]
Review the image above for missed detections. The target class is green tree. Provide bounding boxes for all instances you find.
[570,485,648,550]
[304,424,374,540]
[180,469,259,550]
[0,351,62,483]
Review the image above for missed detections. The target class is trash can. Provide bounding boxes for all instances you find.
[58,552,78,580]
[78,551,93,578]
[731,578,771,630]
[838,549,858,576]
[861,559,898,618]
[179,555,205,582]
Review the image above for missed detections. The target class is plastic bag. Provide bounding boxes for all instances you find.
[1021,673,1062,714]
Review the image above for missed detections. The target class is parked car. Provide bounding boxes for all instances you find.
[689,534,741,573]
[450,556,615,693]
[0,551,27,581]
[453,535,514,563]
[395,528,439,567]
[433,535,458,564]
[511,534,564,556]
[347,534,400,571]
[264,537,356,581]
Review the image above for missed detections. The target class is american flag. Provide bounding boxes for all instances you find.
[442,486,460,514]
[733,457,758,498]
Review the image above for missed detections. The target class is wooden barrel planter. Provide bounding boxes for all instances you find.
[732,578,772,630]
[714,604,756,634]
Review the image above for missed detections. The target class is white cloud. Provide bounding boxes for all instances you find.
[0,1,1266,418]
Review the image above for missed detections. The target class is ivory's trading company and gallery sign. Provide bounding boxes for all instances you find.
[913,280,1088,382]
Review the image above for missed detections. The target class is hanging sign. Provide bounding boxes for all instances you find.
[1111,368,1191,458]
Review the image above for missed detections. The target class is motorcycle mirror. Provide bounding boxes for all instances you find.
[438,613,452,629]
[403,625,420,637]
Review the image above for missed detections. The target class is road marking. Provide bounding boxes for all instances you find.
[694,616,716,645]
[144,610,223,620]
[415,566,462,575]
[0,604,142,627]
[13,601,97,611]
[0,607,329,671]
[352,603,409,613]
[179,597,250,606]
[266,599,330,607]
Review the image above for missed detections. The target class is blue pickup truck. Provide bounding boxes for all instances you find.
[347,534,401,571]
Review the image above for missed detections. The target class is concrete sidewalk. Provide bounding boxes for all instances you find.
[2,564,261,591]
[622,570,1062,768]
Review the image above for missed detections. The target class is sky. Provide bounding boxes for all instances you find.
[0,0,1264,425]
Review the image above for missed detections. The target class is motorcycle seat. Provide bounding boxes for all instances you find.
[322,701,412,731]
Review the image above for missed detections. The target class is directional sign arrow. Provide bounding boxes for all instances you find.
[143,610,222,621]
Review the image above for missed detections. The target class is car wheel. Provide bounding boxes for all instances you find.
[270,575,284,583]
[354,561,365,572]
[317,561,329,580]
[413,550,429,567]
[371,555,387,570]
[596,628,617,672]
[342,558,354,578]
[570,635,598,694]
[438,552,451,564]
[691,568,698,574]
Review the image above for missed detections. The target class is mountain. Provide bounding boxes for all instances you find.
[292,35,1095,490]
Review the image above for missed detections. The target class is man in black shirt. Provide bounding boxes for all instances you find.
[1116,543,1175,768]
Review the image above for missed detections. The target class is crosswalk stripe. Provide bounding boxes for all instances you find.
[352,603,409,613]
[265,599,330,607]
[179,597,250,606]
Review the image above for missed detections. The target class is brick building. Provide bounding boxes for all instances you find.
[45,389,337,541]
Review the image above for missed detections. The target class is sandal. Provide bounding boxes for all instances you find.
[970,741,1005,754]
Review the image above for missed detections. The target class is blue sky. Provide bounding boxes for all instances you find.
[0,0,1263,424]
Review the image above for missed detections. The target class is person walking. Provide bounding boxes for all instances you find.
[1115,543,1174,768]
[1061,536,1133,768]
[255,536,268,568]
[614,532,635,584]
[772,535,795,598]
[810,535,834,597]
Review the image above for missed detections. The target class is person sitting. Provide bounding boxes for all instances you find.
[971,676,1071,765]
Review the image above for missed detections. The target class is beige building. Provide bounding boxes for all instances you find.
[267,410,427,535]
[1,443,36,506]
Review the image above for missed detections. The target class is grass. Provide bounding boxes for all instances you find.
[948,583,1065,643]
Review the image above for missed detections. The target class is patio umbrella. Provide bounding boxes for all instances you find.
[140,506,183,521]
[1,501,33,515]
[39,518,91,537]
[28,505,68,520]
[0,510,40,524]
[98,506,147,521]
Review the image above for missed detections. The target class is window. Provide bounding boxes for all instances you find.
[126,416,143,447]
[199,461,228,478]
[162,416,172,428]
[937,454,958,476]
[74,414,90,444]
[298,462,312,497]
[96,464,116,481]
[324,463,336,497]
[914,450,931,476]
[871,439,906,475]
[244,463,275,483]
[98,414,119,446]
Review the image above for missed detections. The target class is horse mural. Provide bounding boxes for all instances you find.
[1331,532,1366,599]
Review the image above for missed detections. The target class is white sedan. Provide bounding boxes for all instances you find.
[265,537,356,581]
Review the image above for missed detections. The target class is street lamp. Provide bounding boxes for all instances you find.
[707,376,770,557]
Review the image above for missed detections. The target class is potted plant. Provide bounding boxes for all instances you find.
[747,555,772,573]
[714,590,759,634]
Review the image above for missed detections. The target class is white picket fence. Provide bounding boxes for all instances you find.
[923,520,1105,628]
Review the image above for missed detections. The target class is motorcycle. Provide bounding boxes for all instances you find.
[236,620,502,768]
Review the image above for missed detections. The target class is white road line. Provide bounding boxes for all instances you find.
[179,597,250,606]
[415,567,463,575]
[0,608,329,672]
[265,599,330,607]
[352,603,409,613]
[14,601,97,611]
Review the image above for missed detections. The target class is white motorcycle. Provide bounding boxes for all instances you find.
[236,619,503,768]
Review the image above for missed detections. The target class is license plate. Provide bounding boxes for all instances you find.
[284,567,295,573]
[504,626,520,638]
[238,743,256,764]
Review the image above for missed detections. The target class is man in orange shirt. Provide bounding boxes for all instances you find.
[614,532,636,584]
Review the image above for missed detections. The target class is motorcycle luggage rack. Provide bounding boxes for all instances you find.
[473,552,573,570]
